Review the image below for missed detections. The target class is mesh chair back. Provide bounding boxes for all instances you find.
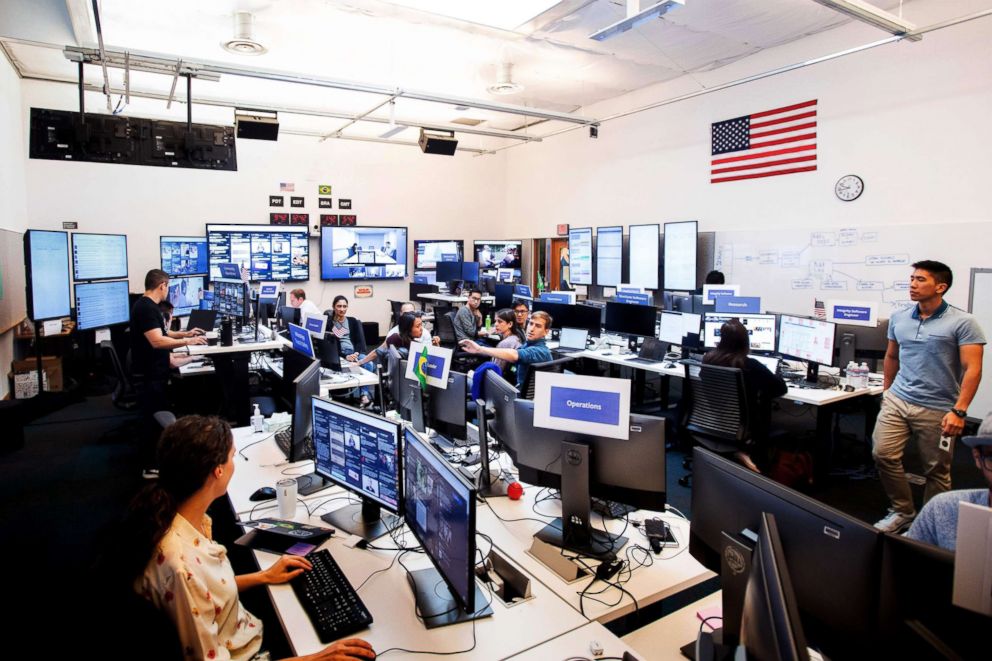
[101,340,137,409]
[436,311,459,346]
[522,356,574,400]
[683,362,750,450]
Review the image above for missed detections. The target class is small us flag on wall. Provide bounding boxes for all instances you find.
[710,100,817,184]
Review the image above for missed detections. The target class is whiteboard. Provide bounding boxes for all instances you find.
[968,269,992,421]
[713,222,992,318]
[0,229,27,333]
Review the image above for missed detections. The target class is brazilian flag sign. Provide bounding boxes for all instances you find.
[413,345,429,390]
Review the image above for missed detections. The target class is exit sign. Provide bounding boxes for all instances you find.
[557,223,569,236]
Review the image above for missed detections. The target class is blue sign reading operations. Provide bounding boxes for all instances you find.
[833,305,872,322]
[549,386,620,425]
[716,296,760,313]
[540,292,571,304]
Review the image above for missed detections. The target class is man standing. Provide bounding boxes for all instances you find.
[131,269,206,477]
[288,288,321,318]
[872,260,985,532]
[460,310,554,391]
[453,289,486,342]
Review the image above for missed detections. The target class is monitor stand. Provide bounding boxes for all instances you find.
[321,498,400,542]
[533,441,628,561]
[462,400,508,498]
[406,569,493,629]
[805,361,820,384]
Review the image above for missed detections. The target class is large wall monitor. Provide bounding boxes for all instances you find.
[160,236,208,276]
[25,229,72,321]
[596,225,623,287]
[568,227,593,285]
[74,280,130,331]
[628,224,659,290]
[663,220,697,291]
[206,224,309,282]
[166,275,205,317]
[71,232,128,281]
[320,226,408,280]
[414,239,464,270]
[474,240,521,270]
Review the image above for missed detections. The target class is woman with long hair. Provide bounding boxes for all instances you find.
[490,308,523,374]
[329,295,375,407]
[702,319,787,472]
[119,415,374,660]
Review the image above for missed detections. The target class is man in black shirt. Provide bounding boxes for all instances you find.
[131,269,206,477]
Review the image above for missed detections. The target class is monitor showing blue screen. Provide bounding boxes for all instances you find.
[71,233,128,281]
[161,236,209,276]
[320,226,408,280]
[461,261,480,283]
[288,322,315,358]
[207,224,309,282]
[166,276,205,317]
[436,261,462,283]
[312,398,401,511]
[25,230,72,321]
[74,280,130,331]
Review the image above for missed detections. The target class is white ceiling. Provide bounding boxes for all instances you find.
[0,0,980,151]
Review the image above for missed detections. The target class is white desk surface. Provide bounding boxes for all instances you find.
[253,506,589,659]
[174,324,290,356]
[505,620,640,660]
[477,486,715,624]
[419,293,496,304]
[260,355,379,395]
[622,591,722,661]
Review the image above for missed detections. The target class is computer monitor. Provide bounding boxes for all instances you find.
[479,274,496,295]
[402,427,492,628]
[73,280,131,331]
[278,305,301,329]
[689,447,881,658]
[385,347,403,408]
[277,358,331,495]
[474,240,521,270]
[427,370,468,448]
[397,360,426,433]
[71,232,128,281]
[213,280,247,320]
[413,239,464,270]
[207,224,309,281]
[670,292,692,313]
[187,308,217,332]
[484,370,519,459]
[703,313,777,352]
[435,260,462,284]
[166,275,205,317]
[314,333,341,371]
[494,284,514,309]
[461,261,480,284]
[160,235,208,276]
[604,301,657,337]
[777,314,837,381]
[834,319,890,370]
[531,301,603,337]
[311,397,402,540]
[25,230,72,322]
[738,513,810,661]
[511,399,666,559]
[659,311,685,345]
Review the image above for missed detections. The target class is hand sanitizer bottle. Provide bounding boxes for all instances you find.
[251,403,264,432]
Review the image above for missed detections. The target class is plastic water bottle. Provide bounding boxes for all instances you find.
[845,361,857,386]
[251,403,264,432]
[485,314,492,331]
[858,362,870,389]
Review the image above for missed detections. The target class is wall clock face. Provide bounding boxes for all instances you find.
[835,175,864,201]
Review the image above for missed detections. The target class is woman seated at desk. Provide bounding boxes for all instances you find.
[702,319,788,473]
[490,308,524,378]
[327,295,375,408]
[120,415,375,660]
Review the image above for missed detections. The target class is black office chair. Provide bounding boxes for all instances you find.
[435,311,460,347]
[520,356,576,400]
[101,340,138,411]
[679,362,751,486]
[387,300,405,329]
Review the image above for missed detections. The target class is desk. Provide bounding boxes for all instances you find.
[505,621,640,660]
[419,293,496,306]
[260,355,379,398]
[622,592,721,660]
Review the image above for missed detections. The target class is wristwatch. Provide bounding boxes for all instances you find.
[950,408,967,419]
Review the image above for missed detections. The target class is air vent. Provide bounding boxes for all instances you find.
[222,12,268,56]
[487,63,523,96]
[451,118,485,126]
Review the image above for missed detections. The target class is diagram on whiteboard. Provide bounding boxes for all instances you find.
[713,223,988,318]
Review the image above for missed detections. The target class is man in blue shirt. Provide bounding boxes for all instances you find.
[906,413,992,551]
[873,261,985,533]
[459,310,553,391]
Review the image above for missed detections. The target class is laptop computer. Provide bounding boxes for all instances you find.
[555,327,589,354]
[627,337,667,365]
[752,354,780,374]
[187,308,218,332]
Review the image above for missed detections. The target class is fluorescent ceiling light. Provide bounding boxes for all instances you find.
[589,0,685,41]
[384,0,563,31]
[810,0,921,40]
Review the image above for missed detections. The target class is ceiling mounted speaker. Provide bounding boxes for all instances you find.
[418,128,458,156]
[222,12,268,55]
[236,112,279,141]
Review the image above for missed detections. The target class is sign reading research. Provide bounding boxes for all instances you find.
[404,341,453,389]
[715,296,761,314]
[534,372,631,440]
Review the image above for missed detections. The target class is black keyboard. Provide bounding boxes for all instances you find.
[275,428,291,457]
[592,498,637,519]
[291,549,373,643]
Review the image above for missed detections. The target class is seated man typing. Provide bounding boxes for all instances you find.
[459,310,553,391]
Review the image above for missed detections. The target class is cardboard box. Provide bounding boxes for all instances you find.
[9,356,63,398]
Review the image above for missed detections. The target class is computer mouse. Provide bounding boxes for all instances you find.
[250,486,277,502]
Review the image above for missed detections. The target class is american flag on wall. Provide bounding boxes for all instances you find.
[710,100,817,184]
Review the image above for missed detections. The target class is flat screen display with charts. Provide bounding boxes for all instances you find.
[206,224,309,282]
[74,280,130,330]
[71,233,128,281]
[778,315,836,366]
[312,398,401,511]
[474,240,521,271]
[596,226,623,287]
[320,226,408,280]
[703,313,777,352]
[160,236,208,276]
[25,229,72,321]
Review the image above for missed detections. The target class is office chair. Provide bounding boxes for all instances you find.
[361,321,380,347]
[435,311,460,347]
[520,356,576,400]
[387,300,405,328]
[679,362,751,487]
[101,340,138,410]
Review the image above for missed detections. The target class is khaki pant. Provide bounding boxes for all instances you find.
[872,390,953,516]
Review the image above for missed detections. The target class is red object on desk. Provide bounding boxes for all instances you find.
[507,482,524,500]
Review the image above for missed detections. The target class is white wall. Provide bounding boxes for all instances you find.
[20,79,507,332]
[0,51,29,399]
[504,5,992,238]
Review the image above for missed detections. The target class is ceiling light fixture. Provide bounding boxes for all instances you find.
[589,0,684,42]
[487,62,524,96]
[222,12,268,55]
[810,0,921,40]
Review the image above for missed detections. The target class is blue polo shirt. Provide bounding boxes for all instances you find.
[515,338,552,390]
[888,301,985,410]
[906,489,990,551]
